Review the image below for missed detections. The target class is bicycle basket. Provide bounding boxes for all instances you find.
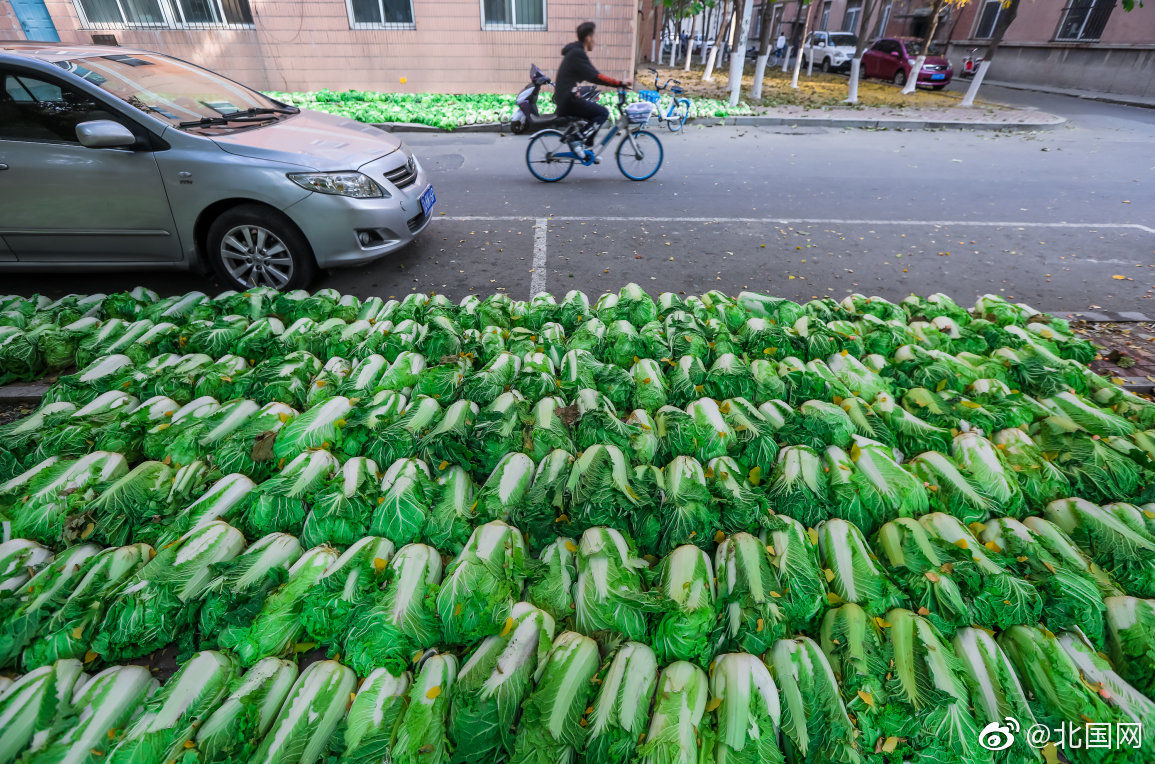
[625,102,655,125]
[638,89,661,104]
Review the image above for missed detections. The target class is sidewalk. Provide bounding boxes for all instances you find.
[985,80,1155,110]
[716,101,1066,131]
[377,101,1065,133]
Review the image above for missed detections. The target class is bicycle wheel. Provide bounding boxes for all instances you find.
[668,99,690,132]
[526,129,574,182]
[616,130,663,181]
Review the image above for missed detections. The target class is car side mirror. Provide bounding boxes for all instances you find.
[76,120,137,149]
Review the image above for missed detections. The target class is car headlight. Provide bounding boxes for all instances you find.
[287,172,388,199]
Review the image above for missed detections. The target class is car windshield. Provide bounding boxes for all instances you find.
[830,34,857,47]
[53,53,291,131]
[903,40,944,56]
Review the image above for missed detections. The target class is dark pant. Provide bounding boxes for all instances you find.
[557,97,609,139]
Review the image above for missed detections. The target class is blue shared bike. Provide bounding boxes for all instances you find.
[525,87,664,182]
[639,67,691,132]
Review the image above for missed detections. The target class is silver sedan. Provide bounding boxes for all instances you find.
[0,42,435,290]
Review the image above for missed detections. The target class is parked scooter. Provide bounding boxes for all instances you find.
[510,64,559,134]
[960,48,980,78]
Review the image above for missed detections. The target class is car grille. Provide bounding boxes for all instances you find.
[923,64,946,72]
[385,158,418,189]
[407,209,429,233]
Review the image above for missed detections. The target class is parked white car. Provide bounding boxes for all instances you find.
[802,31,859,73]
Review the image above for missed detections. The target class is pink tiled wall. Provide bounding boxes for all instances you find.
[1,3,27,39]
[951,0,1155,46]
[44,0,638,93]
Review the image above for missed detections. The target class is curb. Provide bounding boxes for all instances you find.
[374,113,1064,133]
[1066,311,1154,323]
[0,382,50,404]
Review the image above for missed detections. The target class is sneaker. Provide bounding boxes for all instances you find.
[567,140,584,157]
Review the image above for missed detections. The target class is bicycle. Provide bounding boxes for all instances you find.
[525,87,664,183]
[639,68,691,132]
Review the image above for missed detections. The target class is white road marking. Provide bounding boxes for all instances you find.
[530,218,548,298]
[438,214,1155,233]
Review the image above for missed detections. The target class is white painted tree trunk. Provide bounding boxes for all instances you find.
[670,36,677,66]
[728,0,756,108]
[651,40,657,63]
[903,55,925,94]
[808,52,814,75]
[961,60,991,106]
[846,57,862,103]
[684,16,696,71]
[703,46,719,81]
[751,53,770,99]
[791,48,804,87]
[781,46,792,73]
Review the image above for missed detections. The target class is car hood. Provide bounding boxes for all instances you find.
[211,108,402,170]
[921,55,951,67]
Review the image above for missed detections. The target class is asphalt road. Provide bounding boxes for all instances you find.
[5,85,1153,315]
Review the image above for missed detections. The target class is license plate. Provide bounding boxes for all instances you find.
[420,185,436,216]
[931,74,945,81]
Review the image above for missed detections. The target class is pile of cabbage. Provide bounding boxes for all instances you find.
[1,284,1154,764]
[266,88,754,130]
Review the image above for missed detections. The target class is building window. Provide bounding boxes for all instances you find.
[481,0,545,30]
[820,1,832,30]
[348,0,414,29]
[842,0,862,33]
[1056,0,1115,40]
[972,0,1004,38]
[74,0,253,28]
[876,1,892,35]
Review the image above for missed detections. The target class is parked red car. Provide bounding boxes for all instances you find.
[861,37,953,90]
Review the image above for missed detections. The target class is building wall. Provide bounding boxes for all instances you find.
[945,0,1155,99]
[40,0,638,93]
[2,2,29,38]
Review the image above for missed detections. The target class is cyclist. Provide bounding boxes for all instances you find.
[554,21,631,157]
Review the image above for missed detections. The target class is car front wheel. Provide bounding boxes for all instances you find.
[206,204,317,290]
[822,58,831,73]
[893,69,907,86]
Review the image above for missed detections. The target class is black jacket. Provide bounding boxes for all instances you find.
[553,41,621,107]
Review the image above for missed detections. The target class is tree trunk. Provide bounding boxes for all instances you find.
[783,0,805,72]
[903,0,943,94]
[701,3,714,64]
[792,0,817,88]
[703,0,732,80]
[751,1,775,99]
[729,0,755,106]
[651,0,662,62]
[845,0,881,103]
[961,0,1020,106]
[684,11,697,71]
[726,0,741,62]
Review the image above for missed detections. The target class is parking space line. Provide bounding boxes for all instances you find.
[531,218,548,298]
[439,215,1155,234]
